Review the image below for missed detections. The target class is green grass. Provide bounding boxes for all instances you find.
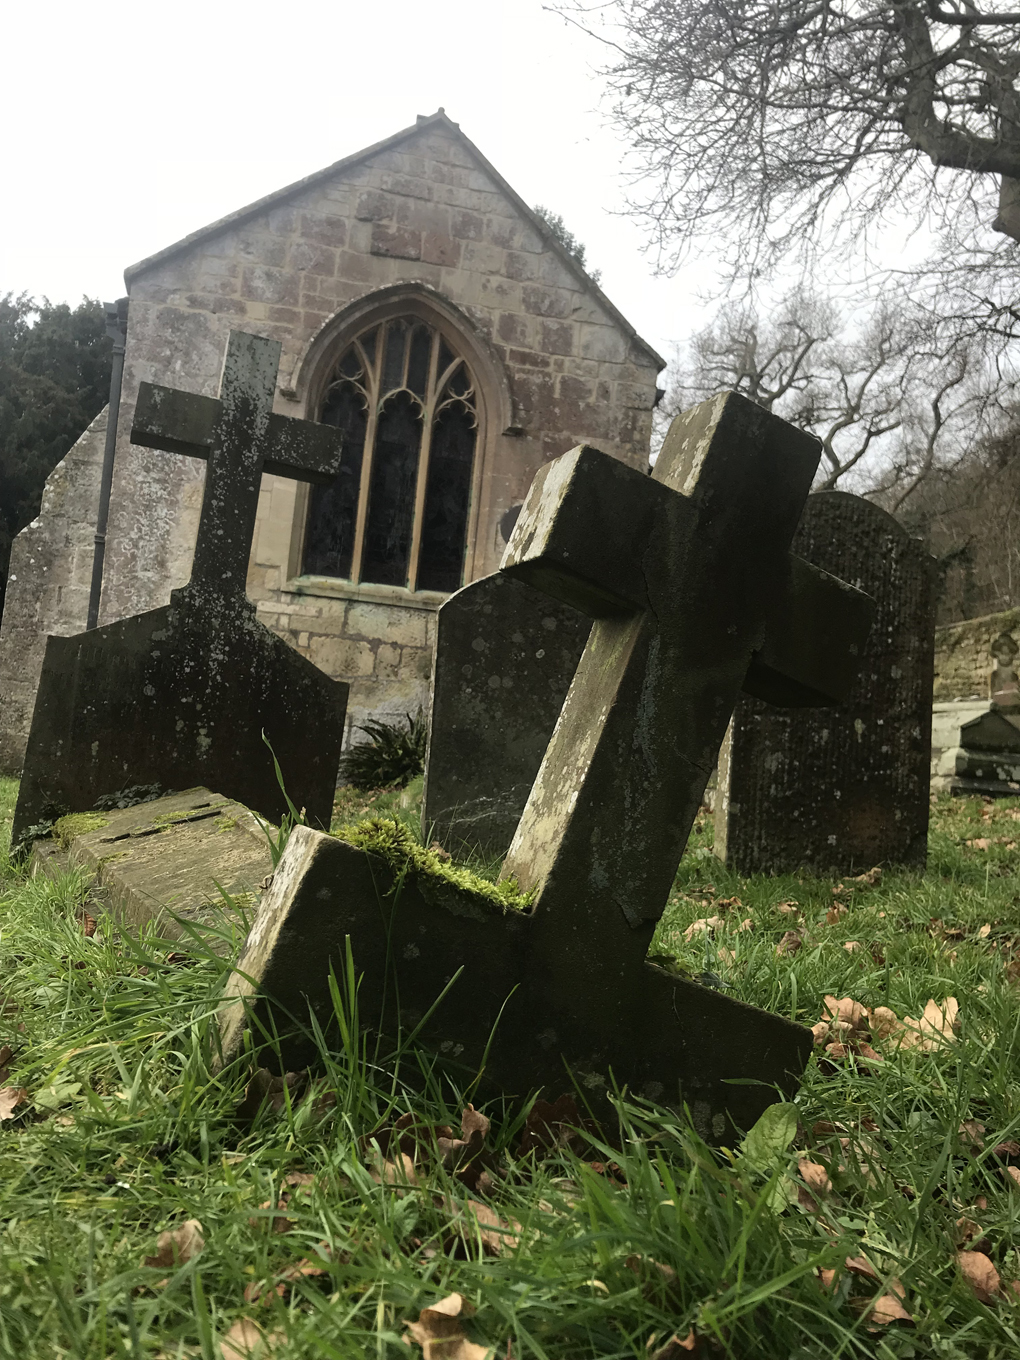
[2,788,1020,1356]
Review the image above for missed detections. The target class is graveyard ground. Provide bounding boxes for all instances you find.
[1,782,1019,1359]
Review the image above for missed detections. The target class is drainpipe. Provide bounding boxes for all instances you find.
[87,297,129,630]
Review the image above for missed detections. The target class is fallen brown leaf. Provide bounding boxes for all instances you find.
[650,1332,700,1358]
[1002,1166,1020,1189]
[236,1068,306,1121]
[403,1293,490,1360]
[370,1149,419,1191]
[684,916,724,941]
[0,1043,13,1082]
[958,1250,1001,1304]
[143,1218,205,1269]
[798,1158,833,1196]
[967,838,993,850]
[220,1318,285,1359]
[776,929,803,956]
[959,1120,986,1150]
[826,904,848,924]
[518,1093,592,1156]
[845,1255,880,1281]
[0,1086,29,1121]
[444,1194,520,1257]
[844,941,864,953]
[853,867,883,888]
[869,1281,913,1327]
[817,1267,838,1291]
[78,910,97,937]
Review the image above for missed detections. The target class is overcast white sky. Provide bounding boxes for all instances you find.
[1,0,720,369]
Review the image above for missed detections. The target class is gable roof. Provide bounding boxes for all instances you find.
[124,110,664,371]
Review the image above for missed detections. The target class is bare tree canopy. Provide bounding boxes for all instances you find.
[562,0,1020,272]
[663,290,1000,495]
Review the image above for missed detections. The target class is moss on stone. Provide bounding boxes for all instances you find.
[333,818,533,914]
[214,815,239,834]
[53,812,110,847]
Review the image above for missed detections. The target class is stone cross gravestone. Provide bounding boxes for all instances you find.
[932,630,1020,796]
[219,393,872,1137]
[13,331,349,845]
[422,574,590,860]
[715,491,936,874]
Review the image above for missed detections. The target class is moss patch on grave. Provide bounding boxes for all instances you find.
[53,812,109,847]
[333,817,534,915]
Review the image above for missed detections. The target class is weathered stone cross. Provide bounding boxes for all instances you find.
[132,330,344,597]
[218,393,872,1138]
[12,331,349,845]
[498,392,873,941]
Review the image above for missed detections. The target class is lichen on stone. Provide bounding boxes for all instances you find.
[332,817,533,914]
[53,812,110,847]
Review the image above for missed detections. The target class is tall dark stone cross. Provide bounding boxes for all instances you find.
[219,393,873,1138]
[13,331,350,845]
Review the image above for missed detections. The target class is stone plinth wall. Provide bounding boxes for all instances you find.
[934,608,1020,701]
[255,588,438,747]
[0,410,107,772]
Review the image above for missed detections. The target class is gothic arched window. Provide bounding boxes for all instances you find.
[301,318,479,593]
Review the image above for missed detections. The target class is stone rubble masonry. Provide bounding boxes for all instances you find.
[0,113,660,770]
[0,408,107,772]
[934,607,1020,702]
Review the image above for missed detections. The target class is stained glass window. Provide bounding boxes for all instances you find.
[302,317,478,592]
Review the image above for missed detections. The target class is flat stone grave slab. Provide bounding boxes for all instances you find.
[219,394,872,1138]
[12,331,349,847]
[34,787,272,948]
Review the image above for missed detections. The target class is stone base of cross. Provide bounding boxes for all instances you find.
[217,393,873,1136]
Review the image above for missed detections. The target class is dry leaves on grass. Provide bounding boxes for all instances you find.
[403,1293,492,1360]
[143,1218,205,1269]
[958,1250,1002,1304]
[0,1044,13,1083]
[518,1093,594,1156]
[683,916,724,941]
[811,994,960,1064]
[249,1172,316,1234]
[220,1318,286,1359]
[244,1246,335,1305]
[776,929,804,957]
[366,1106,501,1194]
[649,1331,711,1358]
[236,1068,307,1122]
[442,1193,520,1258]
[0,1086,29,1121]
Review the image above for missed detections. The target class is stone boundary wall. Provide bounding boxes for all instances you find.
[933,607,1020,701]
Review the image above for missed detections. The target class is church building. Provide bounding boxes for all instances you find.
[0,111,663,768]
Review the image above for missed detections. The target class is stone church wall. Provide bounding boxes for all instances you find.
[0,115,660,765]
[934,607,1020,701]
[0,410,108,771]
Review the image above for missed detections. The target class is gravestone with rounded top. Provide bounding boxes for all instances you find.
[715,491,936,874]
[13,331,349,845]
[219,394,873,1136]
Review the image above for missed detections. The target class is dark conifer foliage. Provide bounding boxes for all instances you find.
[0,294,112,614]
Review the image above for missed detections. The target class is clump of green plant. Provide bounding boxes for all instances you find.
[341,709,427,791]
[333,816,533,914]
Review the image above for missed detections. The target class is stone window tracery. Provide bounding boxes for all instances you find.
[302,317,478,593]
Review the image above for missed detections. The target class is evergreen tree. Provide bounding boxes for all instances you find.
[0,294,112,615]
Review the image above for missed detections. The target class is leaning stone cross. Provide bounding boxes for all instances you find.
[219,393,872,1138]
[12,331,349,846]
[132,330,343,598]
